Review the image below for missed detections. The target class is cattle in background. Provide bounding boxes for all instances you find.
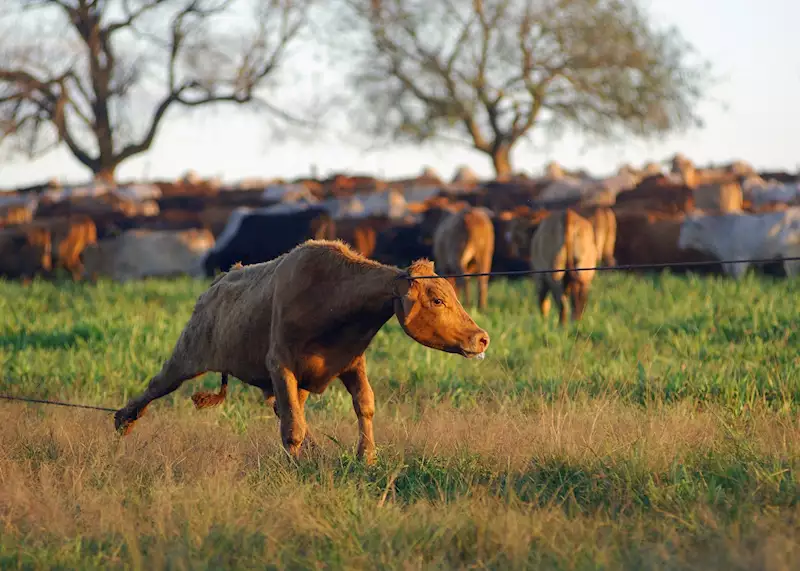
[503,209,552,262]
[613,210,720,274]
[614,175,694,213]
[529,209,597,324]
[333,216,395,258]
[678,208,800,279]
[31,216,98,280]
[432,207,495,309]
[574,207,618,266]
[0,225,52,280]
[36,193,159,220]
[83,228,215,282]
[693,182,743,213]
[202,206,335,276]
[372,219,432,268]
[492,209,547,275]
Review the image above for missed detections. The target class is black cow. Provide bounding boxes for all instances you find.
[202,206,336,276]
[371,221,432,268]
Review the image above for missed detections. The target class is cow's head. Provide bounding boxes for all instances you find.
[392,259,489,359]
[505,217,540,260]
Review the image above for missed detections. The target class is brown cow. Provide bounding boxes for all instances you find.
[530,209,597,324]
[334,215,395,258]
[432,207,495,309]
[615,175,694,213]
[613,210,719,273]
[113,239,490,464]
[32,216,98,280]
[0,203,35,227]
[0,225,52,280]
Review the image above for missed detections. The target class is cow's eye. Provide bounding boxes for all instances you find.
[432,298,444,306]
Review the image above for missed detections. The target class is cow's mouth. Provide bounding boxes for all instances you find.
[460,349,486,360]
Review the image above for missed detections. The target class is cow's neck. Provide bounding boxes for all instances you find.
[310,265,403,352]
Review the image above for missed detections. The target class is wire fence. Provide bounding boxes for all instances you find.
[2,253,799,414]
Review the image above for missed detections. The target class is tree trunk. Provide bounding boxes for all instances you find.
[93,165,117,185]
[491,144,513,181]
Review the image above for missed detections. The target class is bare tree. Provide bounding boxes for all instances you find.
[336,0,712,179]
[0,0,313,182]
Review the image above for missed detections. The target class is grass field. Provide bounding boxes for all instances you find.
[1,271,799,570]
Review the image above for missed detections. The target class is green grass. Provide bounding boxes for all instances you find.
[0,272,798,569]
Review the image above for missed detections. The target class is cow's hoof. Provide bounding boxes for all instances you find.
[114,407,142,435]
[358,448,377,466]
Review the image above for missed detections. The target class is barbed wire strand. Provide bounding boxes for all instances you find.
[409,255,800,280]
[2,254,800,414]
[0,394,116,412]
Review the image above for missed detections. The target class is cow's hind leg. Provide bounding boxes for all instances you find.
[546,278,568,325]
[114,360,203,434]
[534,275,551,318]
[339,355,376,465]
[191,373,229,409]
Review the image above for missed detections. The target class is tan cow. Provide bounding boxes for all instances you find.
[113,239,490,464]
[530,209,597,324]
[583,207,617,266]
[432,207,495,309]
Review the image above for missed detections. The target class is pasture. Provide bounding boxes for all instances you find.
[1,271,798,570]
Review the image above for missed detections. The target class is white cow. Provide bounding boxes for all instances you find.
[678,208,800,278]
[82,228,215,282]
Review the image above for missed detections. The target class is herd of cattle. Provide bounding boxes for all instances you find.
[2,154,800,322]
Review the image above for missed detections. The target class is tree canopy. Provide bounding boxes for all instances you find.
[337,0,711,178]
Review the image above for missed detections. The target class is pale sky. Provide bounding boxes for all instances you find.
[1,0,798,188]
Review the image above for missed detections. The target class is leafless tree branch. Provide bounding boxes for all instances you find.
[0,0,314,180]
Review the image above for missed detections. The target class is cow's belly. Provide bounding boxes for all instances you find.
[297,349,362,394]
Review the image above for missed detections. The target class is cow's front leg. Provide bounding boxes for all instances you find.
[339,355,376,465]
[267,356,307,460]
[275,389,318,450]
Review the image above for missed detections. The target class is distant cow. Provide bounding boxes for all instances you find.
[82,228,215,282]
[503,209,552,262]
[693,182,743,213]
[615,175,694,213]
[0,225,52,280]
[113,240,490,465]
[613,210,719,274]
[334,215,395,258]
[371,220,432,268]
[678,207,800,278]
[432,207,495,309]
[530,209,597,324]
[202,207,335,276]
[27,216,98,280]
[576,207,618,266]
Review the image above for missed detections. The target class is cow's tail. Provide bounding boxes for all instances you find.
[191,373,229,409]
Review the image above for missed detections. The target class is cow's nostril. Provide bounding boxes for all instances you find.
[478,333,489,349]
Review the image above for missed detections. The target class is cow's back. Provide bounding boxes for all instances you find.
[182,255,286,380]
[531,210,596,283]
